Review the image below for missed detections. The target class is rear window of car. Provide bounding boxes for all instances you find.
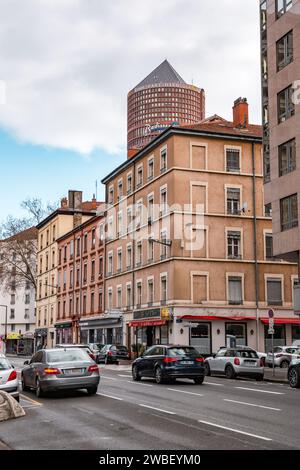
[0,358,11,370]
[235,350,258,358]
[117,346,127,351]
[46,349,92,363]
[168,347,199,357]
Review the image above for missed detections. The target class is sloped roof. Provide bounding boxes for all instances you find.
[135,59,186,89]
[180,117,262,138]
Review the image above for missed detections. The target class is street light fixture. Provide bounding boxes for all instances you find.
[0,304,8,354]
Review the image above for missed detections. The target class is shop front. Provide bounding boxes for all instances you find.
[128,307,173,355]
[261,317,300,352]
[79,313,123,345]
[55,321,73,345]
[5,332,21,355]
[34,328,48,351]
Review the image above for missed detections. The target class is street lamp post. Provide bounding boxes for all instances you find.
[0,305,8,354]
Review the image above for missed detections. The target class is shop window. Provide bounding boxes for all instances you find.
[225,323,247,347]
[292,325,300,342]
[264,324,286,352]
[190,323,211,355]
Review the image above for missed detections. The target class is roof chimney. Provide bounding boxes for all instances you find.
[68,190,83,211]
[127,148,139,159]
[233,97,249,128]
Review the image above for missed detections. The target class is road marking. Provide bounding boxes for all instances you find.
[96,393,123,401]
[118,374,132,378]
[20,394,42,406]
[139,404,176,415]
[205,382,224,387]
[127,381,153,387]
[235,387,284,395]
[223,399,281,411]
[101,376,118,381]
[167,388,204,397]
[198,420,272,441]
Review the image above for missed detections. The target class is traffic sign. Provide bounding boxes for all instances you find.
[269,317,274,327]
[268,328,275,335]
[268,309,274,318]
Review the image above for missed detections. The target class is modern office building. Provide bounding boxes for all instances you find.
[260,0,300,273]
[103,98,298,355]
[127,59,205,152]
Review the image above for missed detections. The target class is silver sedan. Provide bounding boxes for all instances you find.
[21,348,100,398]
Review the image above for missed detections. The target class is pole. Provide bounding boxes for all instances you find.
[0,305,8,355]
[298,250,300,282]
[251,143,260,352]
[272,332,275,377]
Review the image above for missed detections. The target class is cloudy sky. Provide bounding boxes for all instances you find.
[0,0,261,219]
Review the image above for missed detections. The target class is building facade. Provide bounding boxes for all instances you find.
[103,98,299,355]
[56,213,110,345]
[127,59,205,151]
[261,0,300,269]
[35,191,99,349]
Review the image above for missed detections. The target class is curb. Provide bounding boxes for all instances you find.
[263,378,288,385]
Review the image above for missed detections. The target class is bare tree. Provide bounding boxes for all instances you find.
[0,198,58,291]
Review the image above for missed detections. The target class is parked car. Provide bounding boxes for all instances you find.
[132,345,205,384]
[55,344,96,362]
[288,359,300,388]
[0,354,19,402]
[21,348,100,397]
[97,345,119,364]
[204,347,264,380]
[88,343,102,362]
[257,352,267,366]
[265,346,300,369]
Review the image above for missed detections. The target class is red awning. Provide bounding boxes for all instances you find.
[129,319,167,328]
[180,315,256,322]
[260,318,300,325]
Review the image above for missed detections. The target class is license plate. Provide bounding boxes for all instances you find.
[244,362,256,367]
[63,368,84,375]
[180,361,194,365]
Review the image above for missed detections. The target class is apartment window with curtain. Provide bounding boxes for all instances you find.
[127,245,132,269]
[76,237,80,257]
[117,249,122,272]
[279,139,296,176]
[160,188,167,215]
[277,30,293,71]
[136,282,142,307]
[137,166,143,188]
[108,253,113,275]
[136,242,142,266]
[83,233,88,253]
[117,287,122,308]
[267,278,283,306]
[278,85,295,123]
[160,148,167,173]
[148,238,154,262]
[148,158,154,181]
[228,277,243,305]
[83,294,87,314]
[126,284,132,307]
[127,174,132,195]
[265,233,274,260]
[108,289,113,309]
[227,188,240,215]
[98,290,103,312]
[91,229,96,249]
[118,180,123,200]
[280,194,298,231]
[265,203,272,217]
[83,264,87,284]
[276,0,293,18]
[69,297,73,315]
[227,231,242,259]
[70,269,73,288]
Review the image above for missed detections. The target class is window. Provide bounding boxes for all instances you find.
[69,297,73,315]
[83,294,87,314]
[108,289,113,309]
[267,278,283,305]
[76,237,80,256]
[26,324,30,332]
[227,231,241,259]
[70,240,74,259]
[161,276,167,304]
[276,0,293,18]
[108,253,113,275]
[117,249,122,272]
[160,231,168,260]
[91,260,95,281]
[227,188,240,215]
[136,242,142,266]
[98,290,103,311]
[226,149,240,172]
[127,174,132,195]
[10,294,15,305]
[63,245,67,262]
[280,194,298,231]
[117,287,122,308]
[70,269,73,288]
[24,309,29,319]
[52,225,56,242]
[148,279,154,305]
[265,203,272,217]
[265,233,274,260]
[148,158,154,181]
[118,180,123,200]
[148,238,154,262]
[91,229,96,249]
[99,257,103,277]
[108,186,114,205]
[127,245,132,269]
[278,85,295,123]
[83,233,88,253]
[228,277,243,305]
[160,188,167,215]
[160,148,167,173]
[11,324,15,332]
[83,264,87,284]
[10,309,15,319]
[126,284,132,307]
[137,166,143,188]
[76,267,80,286]
[117,211,123,237]
[279,139,296,176]
[91,292,95,313]
[136,282,142,307]
[277,30,293,71]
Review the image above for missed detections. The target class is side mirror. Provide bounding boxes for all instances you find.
[24,360,29,365]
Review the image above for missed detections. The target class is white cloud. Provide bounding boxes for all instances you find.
[0,0,261,155]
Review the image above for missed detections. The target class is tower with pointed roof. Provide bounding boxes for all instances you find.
[127,60,205,153]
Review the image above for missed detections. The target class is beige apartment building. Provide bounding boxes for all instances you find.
[35,191,99,349]
[102,98,298,355]
[261,0,300,268]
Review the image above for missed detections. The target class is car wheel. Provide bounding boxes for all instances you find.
[256,375,264,382]
[35,378,44,398]
[194,376,204,385]
[21,375,29,392]
[87,386,98,395]
[280,360,289,369]
[132,365,141,381]
[225,365,235,379]
[155,367,165,384]
[288,367,300,388]
[204,362,211,376]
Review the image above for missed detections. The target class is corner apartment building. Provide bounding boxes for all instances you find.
[35,191,99,349]
[102,98,298,355]
[56,212,107,345]
[260,0,300,269]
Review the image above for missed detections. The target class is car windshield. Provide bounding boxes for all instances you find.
[0,357,11,370]
[46,349,91,363]
[235,350,258,358]
[168,347,199,357]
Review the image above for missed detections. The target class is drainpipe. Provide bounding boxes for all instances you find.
[252,142,260,351]
[132,161,137,357]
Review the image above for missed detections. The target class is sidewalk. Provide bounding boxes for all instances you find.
[263,367,288,384]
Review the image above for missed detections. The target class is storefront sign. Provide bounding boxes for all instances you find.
[161,307,173,320]
[133,309,160,320]
[55,322,72,329]
[7,333,21,340]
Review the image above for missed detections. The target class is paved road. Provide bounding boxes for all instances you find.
[1,359,300,450]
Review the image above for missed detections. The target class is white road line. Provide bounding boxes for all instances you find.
[101,376,118,381]
[118,374,132,378]
[198,420,272,441]
[223,399,281,411]
[96,393,123,401]
[167,388,204,397]
[127,381,153,387]
[235,387,284,395]
[205,382,224,387]
[139,404,176,415]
